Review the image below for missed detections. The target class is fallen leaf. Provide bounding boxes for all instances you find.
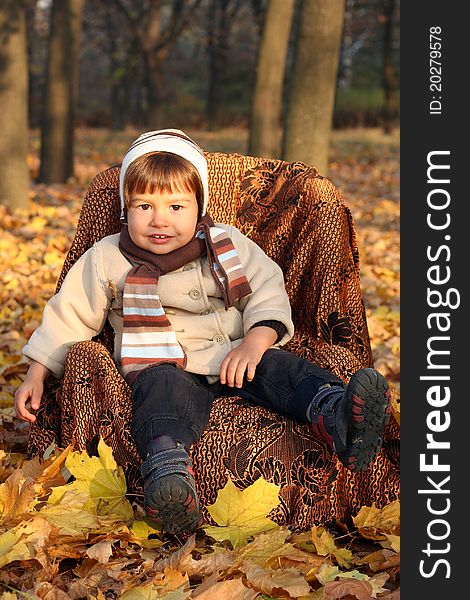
[154,533,196,572]
[205,477,280,548]
[378,588,400,599]
[0,592,19,600]
[36,444,73,488]
[0,529,23,567]
[316,564,369,585]
[69,558,122,597]
[357,547,400,573]
[353,501,400,540]
[155,567,189,592]
[86,539,114,564]
[34,582,71,600]
[236,527,291,565]
[311,526,353,567]
[0,516,52,569]
[47,439,134,520]
[40,488,100,536]
[0,469,37,523]
[323,578,374,600]
[129,519,164,548]
[184,547,235,576]
[239,559,311,597]
[380,534,400,553]
[192,577,258,600]
[369,573,390,596]
[121,568,190,599]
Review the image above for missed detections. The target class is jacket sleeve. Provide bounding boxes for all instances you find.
[22,243,112,378]
[228,226,295,346]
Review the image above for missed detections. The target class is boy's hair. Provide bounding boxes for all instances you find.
[123,151,204,218]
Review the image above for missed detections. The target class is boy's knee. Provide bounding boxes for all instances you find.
[130,366,214,446]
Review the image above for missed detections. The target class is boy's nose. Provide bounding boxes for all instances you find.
[150,208,168,227]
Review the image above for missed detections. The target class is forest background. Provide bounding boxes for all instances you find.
[0,1,400,598]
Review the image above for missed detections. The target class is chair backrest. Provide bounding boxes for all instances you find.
[56,151,372,371]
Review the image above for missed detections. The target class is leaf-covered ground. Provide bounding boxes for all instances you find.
[0,127,400,598]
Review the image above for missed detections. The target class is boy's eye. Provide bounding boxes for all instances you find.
[138,204,151,210]
[171,205,183,211]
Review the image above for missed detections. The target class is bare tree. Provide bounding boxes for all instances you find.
[38,0,84,183]
[112,0,202,128]
[248,0,295,158]
[282,0,345,175]
[382,0,398,133]
[0,0,30,209]
[205,0,242,129]
[337,0,354,89]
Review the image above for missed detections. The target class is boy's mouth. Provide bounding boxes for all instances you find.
[147,234,175,245]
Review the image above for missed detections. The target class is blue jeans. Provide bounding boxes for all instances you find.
[130,348,344,457]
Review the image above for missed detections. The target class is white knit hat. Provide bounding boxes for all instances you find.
[119,129,209,220]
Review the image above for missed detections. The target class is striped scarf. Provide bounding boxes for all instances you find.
[119,214,252,385]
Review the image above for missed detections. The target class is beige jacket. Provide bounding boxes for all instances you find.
[23,224,294,382]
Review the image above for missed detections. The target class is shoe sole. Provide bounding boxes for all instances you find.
[338,368,392,472]
[145,473,202,535]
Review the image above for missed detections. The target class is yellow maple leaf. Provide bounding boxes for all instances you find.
[47,439,134,521]
[237,528,292,566]
[352,500,400,540]
[130,519,164,548]
[40,488,101,535]
[310,526,353,568]
[204,477,280,548]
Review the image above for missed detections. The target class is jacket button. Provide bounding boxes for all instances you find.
[201,308,211,315]
[213,334,224,343]
[189,289,201,299]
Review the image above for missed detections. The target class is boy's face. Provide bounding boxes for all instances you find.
[127,189,199,254]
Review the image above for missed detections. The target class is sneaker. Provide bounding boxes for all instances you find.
[140,442,202,534]
[308,368,392,472]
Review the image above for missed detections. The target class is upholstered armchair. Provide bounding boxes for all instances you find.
[28,152,400,529]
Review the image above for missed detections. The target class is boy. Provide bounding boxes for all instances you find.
[16,129,391,535]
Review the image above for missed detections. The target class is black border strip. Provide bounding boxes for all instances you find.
[401,3,466,596]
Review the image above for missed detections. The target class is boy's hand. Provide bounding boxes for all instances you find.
[14,361,50,423]
[220,326,277,388]
[15,380,43,422]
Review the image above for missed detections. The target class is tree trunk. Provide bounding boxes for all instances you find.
[143,0,165,128]
[146,46,170,129]
[0,1,30,210]
[282,0,345,175]
[25,0,37,127]
[338,0,354,89]
[38,0,84,183]
[206,0,230,130]
[110,53,124,131]
[248,0,295,158]
[382,0,397,134]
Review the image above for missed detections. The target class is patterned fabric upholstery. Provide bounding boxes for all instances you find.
[27,152,400,529]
